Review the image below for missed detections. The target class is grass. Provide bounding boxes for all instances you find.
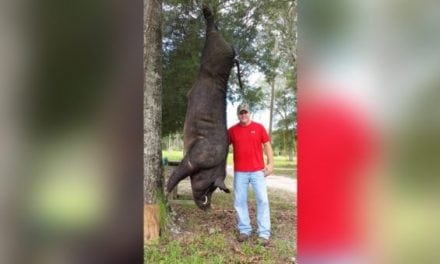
[162,150,185,162]
[145,167,297,263]
[162,150,297,179]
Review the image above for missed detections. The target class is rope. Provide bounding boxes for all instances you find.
[233,47,245,94]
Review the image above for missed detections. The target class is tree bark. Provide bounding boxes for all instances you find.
[282,127,286,156]
[144,0,164,244]
[292,127,297,161]
[269,79,275,137]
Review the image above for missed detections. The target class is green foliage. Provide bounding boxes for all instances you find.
[272,129,294,152]
[300,0,351,47]
[32,0,111,136]
[162,2,205,135]
[274,86,296,127]
[162,0,297,136]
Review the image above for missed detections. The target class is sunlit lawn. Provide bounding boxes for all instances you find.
[162,150,296,178]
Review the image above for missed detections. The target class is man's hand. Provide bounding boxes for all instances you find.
[263,142,274,177]
[264,163,273,177]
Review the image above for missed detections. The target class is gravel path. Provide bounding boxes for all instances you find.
[226,166,297,193]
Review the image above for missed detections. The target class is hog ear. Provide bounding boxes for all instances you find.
[214,178,230,193]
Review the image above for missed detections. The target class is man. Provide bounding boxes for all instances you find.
[228,102,274,246]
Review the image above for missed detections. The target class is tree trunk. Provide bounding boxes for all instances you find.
[292,128,297,160]
[144,0,164,244]
[282,127,286,156]
[289,149,294,161]
[269,79,275,137]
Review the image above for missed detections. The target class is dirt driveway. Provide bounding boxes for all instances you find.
[226,166,297,193]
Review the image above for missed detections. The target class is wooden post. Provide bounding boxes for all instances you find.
[144,204,160,244]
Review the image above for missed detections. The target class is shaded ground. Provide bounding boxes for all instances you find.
[145,170,297,263]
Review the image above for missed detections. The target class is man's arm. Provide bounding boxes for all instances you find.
[263,141,274,176]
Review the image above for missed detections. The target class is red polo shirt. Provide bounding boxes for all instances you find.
[228,121,270,172]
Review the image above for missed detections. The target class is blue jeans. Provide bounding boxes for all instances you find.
[234,170,271,239]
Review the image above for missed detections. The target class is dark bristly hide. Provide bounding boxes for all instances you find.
[166,5,234,210]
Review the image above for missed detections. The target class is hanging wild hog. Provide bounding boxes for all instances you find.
[166,5,235,210]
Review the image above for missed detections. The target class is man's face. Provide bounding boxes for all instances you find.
[238,110,251,125]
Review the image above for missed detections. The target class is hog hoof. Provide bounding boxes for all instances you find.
[203,5,213,20]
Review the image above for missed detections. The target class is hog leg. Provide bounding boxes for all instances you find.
[213,160,230,193]
[166,154,196,193]
[202,5,215,32]
[166,138,226,192]
[189,161,230,194]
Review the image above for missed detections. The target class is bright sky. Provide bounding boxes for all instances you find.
[226,71,270,130]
